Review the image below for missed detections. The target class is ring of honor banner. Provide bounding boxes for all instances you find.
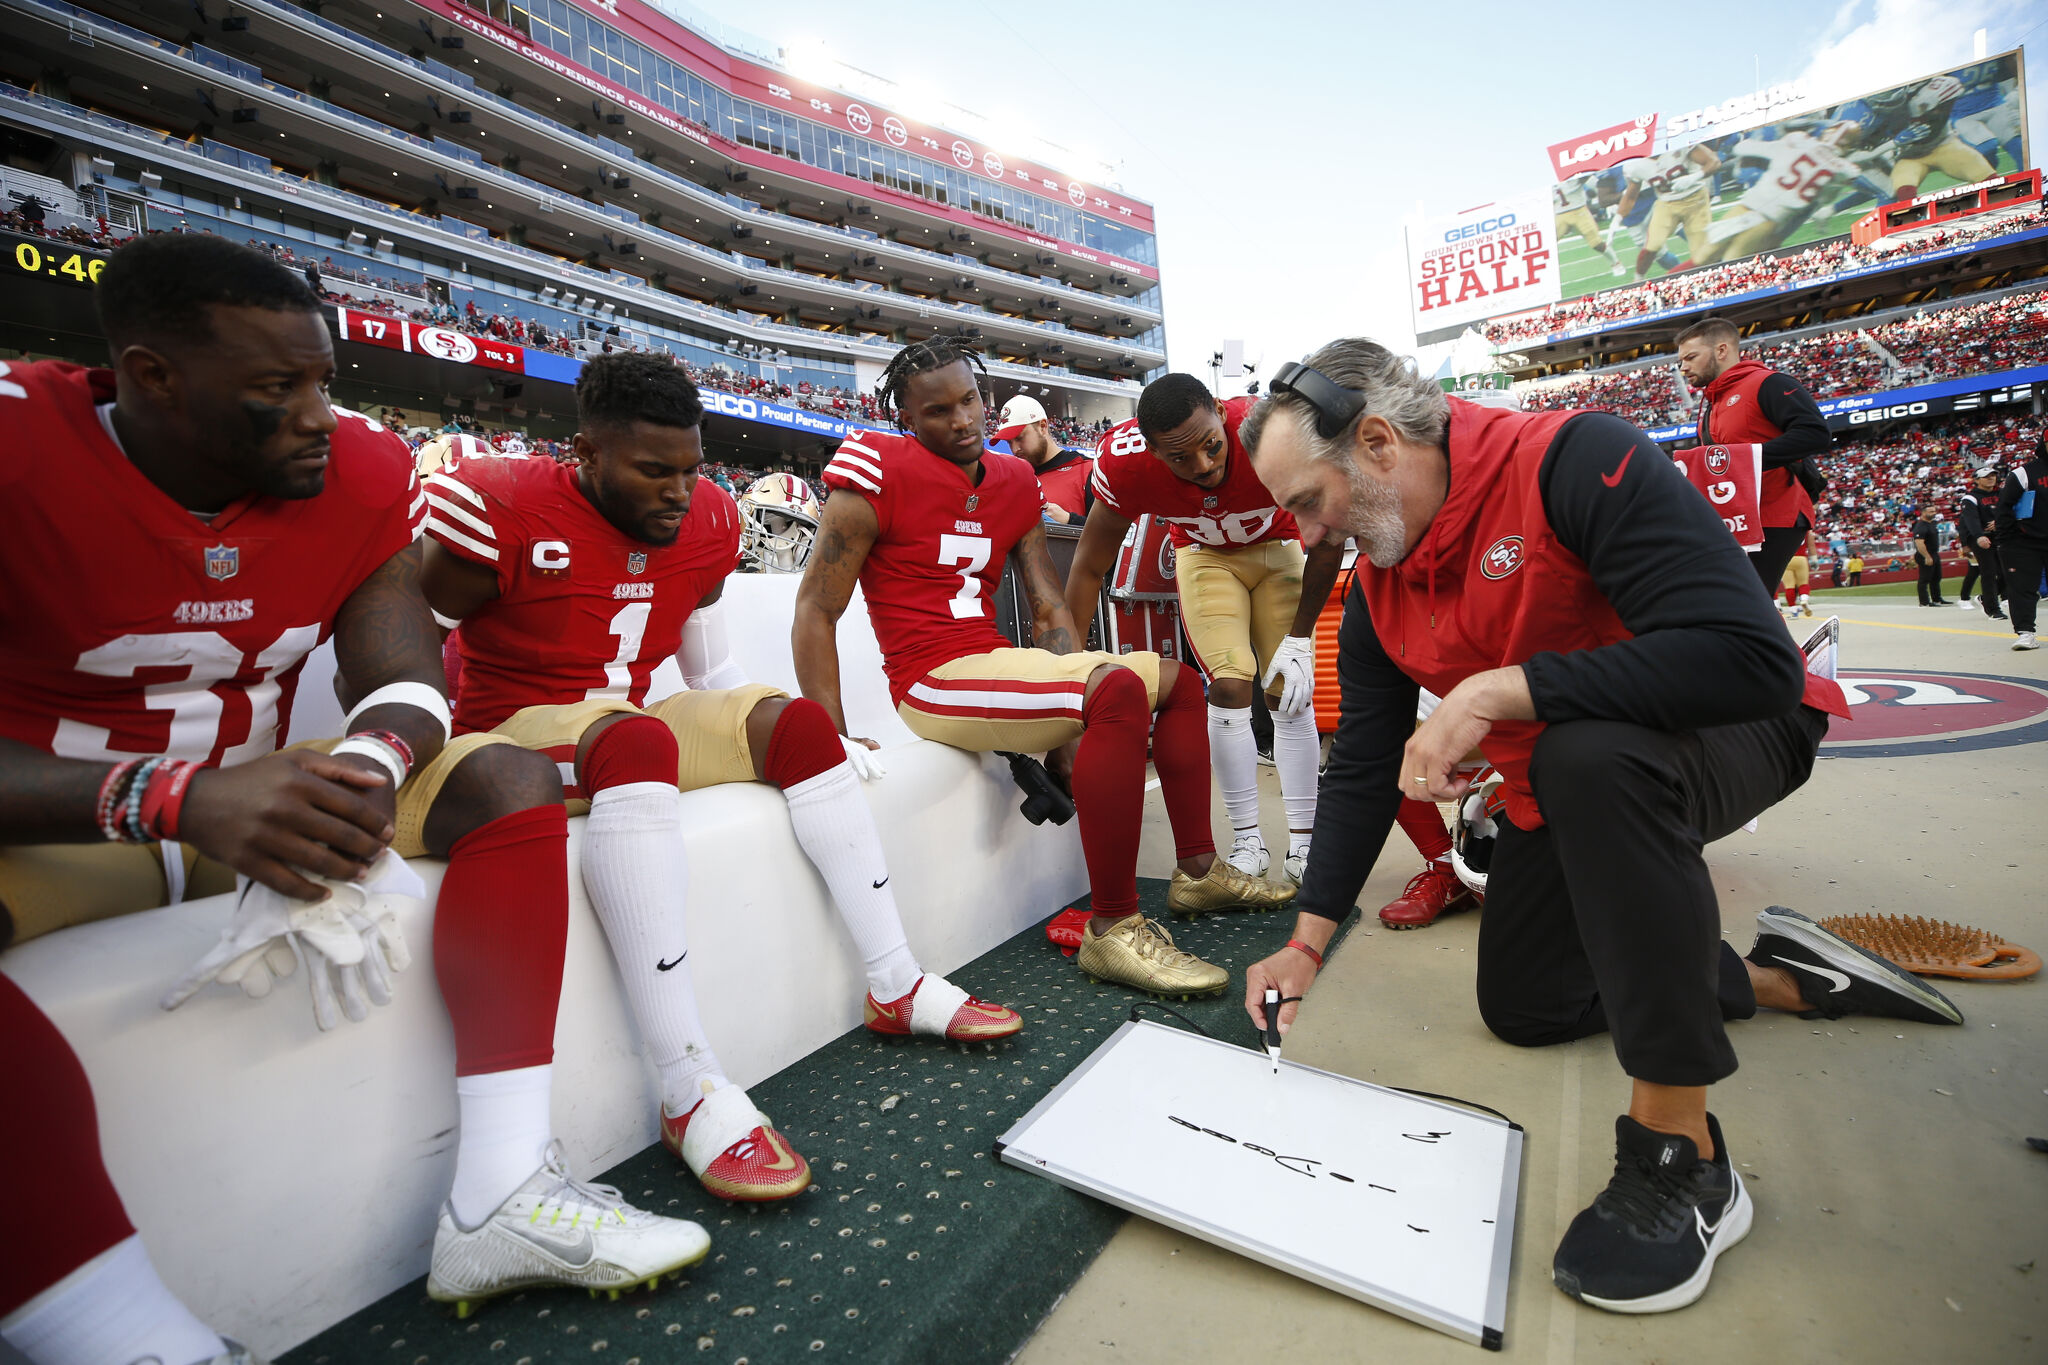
[1407,193,1559,346]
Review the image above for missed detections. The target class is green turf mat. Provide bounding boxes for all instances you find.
[285,882,1361,1365]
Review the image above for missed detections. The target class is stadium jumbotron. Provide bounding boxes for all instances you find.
[1,2,2043,1363]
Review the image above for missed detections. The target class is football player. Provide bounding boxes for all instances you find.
[1834,77,1994,200]
[1695,126,1891,265]
[0,237,706,1364]
[1553,175,1627,278]
[1616,144,1723,281]
[419,353,1020,1205]
[1064,375,1343,883]
[1952,57,2024,172]
[794,341,1296,1001]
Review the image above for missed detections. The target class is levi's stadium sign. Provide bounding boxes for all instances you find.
[1546,115,1657,181]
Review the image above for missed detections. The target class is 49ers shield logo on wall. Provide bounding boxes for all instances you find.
[1481,535,1524,579]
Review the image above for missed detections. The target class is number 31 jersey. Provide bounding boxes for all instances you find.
[1089,395,1298,551]
[424,456,741,732]
[0,359,423,765]
[822,431,1040,705]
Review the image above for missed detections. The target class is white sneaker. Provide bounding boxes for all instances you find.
[2016,632,2040,651]
[427,1141,710,1317]
[1959,598,1975,610]
[1283,848,1308,884]
[1227,834,1270,877]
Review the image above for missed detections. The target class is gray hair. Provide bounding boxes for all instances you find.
[1241,337,1449,465]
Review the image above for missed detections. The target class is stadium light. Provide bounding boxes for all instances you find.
[139,170,162,187]
[346,230,367,246]
[375,237,394,252]
[540,286,558,297]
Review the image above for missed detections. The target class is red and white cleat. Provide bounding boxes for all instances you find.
[865,973,1023,1042]
[1379,862,1479,930]
[660,1081,812,1202]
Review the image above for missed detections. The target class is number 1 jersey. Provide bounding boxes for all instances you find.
[0,359,423,765]
[424,457,741,732]
[822,431,1040,705]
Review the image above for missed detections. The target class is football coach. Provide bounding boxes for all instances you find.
[1235,338,1962,1316]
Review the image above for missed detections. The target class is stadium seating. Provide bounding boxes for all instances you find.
[0,575,1087,1358]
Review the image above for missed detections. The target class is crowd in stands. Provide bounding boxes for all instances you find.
[1,204,126,247]
[1812,413,2037,549]
[1483,200,2048,346]
[1517,290,2048,430]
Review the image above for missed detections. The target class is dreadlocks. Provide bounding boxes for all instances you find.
[875,338,988,429]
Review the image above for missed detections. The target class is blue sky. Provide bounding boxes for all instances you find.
[719,0,2046,379]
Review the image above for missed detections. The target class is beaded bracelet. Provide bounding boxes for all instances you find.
[95,758,144,843]
[119,757,165,844]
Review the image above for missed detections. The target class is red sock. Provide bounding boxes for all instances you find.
[763,697,845,787]
[582,714,678,792]
[1151,664,1217,860]
[1072,667,1149,919]
[0,974,133,1310]
[435,804,569,1076]
[1634,249,1653,276]
[1397,797,1452,863]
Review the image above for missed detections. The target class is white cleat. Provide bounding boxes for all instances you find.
[2015,632,2040,651]
[426,1141,710,1317]
[1283,849,1308,884]
[1226,834,1270,877]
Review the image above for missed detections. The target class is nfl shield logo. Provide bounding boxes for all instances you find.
[964,495,980,513]
[1202,495,1219,509]
[627,551,647,575]
[203,544,239,581]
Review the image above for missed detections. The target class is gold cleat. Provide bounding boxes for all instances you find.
[1166,858,1299,917]
[1075,913,1229,998]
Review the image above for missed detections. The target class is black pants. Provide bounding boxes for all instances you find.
[1969,543,2005,617]
[1474,707,1829,1087]
[1917,559,1945,605]
[1847,571,1862,585]
[1752,517,1810,594]
[2005,540,2047,633]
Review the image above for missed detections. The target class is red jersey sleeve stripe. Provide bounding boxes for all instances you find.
[425,472,488,510]
[425,490,496,542]
[1090,464,1120,507]
[425,514,500,562]
[831,448,884,481]
[826,460,882,495]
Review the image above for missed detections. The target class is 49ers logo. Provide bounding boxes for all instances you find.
[1481,535,1525,579]
[1705,446,1731,476]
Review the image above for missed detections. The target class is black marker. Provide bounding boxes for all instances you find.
[1263,987,1282,1074]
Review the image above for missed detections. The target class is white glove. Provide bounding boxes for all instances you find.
[1260,635,1317,718]
[161,851,425,1031]
[841,736,886,781]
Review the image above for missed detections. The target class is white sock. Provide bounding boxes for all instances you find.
[1,1235,225,1365]
[448,1063,553,1227]
[1273,708,1320,844]
[783,763,921,1000]
[581,781,729,1115]
[1208,703,1260,838]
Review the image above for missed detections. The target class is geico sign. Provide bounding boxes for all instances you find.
[1555,126,1650,169]
[703,392,761,420]
[1444,214,1517,242]
[1848,402,1929,424]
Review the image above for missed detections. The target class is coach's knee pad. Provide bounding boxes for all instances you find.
[763,697,844,788]
[582,714,679,795]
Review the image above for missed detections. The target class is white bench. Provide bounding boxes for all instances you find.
[1,575,1084,1358]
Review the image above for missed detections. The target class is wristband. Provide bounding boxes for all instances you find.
[96,758,143,843]
[350,728,415,774]
[1284,938,1325,970]
[121,757,164,844]
[344,681,452,745]
[331,735,408,791]
[153,760,201,840]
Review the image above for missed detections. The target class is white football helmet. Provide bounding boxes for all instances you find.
[1908,75,1963,117]
[1448,768,1508,899]
[738,473,822,572]
[415,432,496,477]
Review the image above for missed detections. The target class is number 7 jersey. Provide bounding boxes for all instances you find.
[822,431,1040,705]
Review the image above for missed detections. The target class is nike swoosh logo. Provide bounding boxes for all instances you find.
[872,877,889,889]
[657,953,687,972]
[507,1219,596,1268]
[759,1129,799,1172]
[1773,954,1849,993]
[1601,445,1636,487]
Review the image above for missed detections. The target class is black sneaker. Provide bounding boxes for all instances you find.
[1747,905,1963,1025]
[1553,1113,1751,1313]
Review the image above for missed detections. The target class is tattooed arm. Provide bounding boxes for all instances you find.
[793,490,881,737]
[1013,523,1079,657]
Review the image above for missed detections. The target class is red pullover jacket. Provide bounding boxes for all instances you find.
[1695,358,1830,531]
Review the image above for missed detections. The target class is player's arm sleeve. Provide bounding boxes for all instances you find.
[821,436,888,533]
[1295,589,1417,925]
[1754,374,1831,465]
[1523,412,1805,731]
[421,467,517,595]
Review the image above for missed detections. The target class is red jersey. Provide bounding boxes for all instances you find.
[0,360,422,765]
[822,430,1040,704]
[1089,396,1298,550]
[1034,450,1093,519]
[424,456,742,732]
[1669,444,1765,552]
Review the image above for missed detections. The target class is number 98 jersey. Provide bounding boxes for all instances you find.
[0,360,423,766]
[822,431,1039,705]
[1088,396,1298,551]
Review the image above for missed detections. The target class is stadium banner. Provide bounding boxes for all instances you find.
[1643,363,2048,442]
[1440,373,1514,393]
[1533,50,2030,307]
[335,307,524,372]
[1407,194,1559,345]
[1548,115,1658,180]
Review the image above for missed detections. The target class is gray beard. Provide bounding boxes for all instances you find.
[1344,460,1408,568]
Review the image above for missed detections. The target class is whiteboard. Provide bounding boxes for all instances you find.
[996,1020,1521,1349]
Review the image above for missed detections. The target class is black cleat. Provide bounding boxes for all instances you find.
[1747,906,1963,1025]
[1554,1113,1751,1314]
